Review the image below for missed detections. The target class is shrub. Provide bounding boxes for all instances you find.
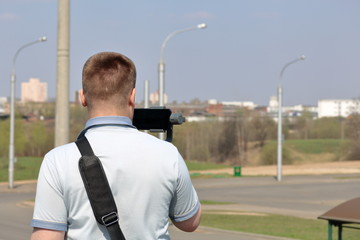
[260,142,293,165]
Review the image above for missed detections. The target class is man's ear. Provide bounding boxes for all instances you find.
[80,89,87,107]
[129,88,136,107]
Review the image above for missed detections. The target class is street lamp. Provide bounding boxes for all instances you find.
[8,36,47,189]
[277,55,305,182]
[158,23,207,107]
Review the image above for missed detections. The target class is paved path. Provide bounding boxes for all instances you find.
[194,174,360,219]
[0,174,359,239]
[1,181,283,240]
[0,181,36,240]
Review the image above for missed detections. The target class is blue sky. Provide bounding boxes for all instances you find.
[0,0,359,106]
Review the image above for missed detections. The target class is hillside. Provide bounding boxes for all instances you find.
[244,139,349,167]
[190,160,360,176]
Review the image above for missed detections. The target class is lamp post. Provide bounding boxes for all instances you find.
[8,36,47,189]
[158,23,207,107]
[277,55,305,182]
[158,23,206,140]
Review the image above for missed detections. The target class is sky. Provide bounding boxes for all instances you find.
[0,0,359,106]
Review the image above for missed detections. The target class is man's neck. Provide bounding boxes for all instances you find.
[87,108,133,120]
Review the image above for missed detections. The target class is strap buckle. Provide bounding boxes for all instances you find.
[101,212,119,227]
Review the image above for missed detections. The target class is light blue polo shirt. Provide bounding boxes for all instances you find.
[32,116,200,239]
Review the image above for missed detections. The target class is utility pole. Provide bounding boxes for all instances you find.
[144,80,149,108]
[55,0,70,146]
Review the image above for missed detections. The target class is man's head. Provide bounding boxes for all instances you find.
[80,52,137,118]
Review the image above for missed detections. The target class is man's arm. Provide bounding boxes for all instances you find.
[31,152,68,238]
[169,153,202,232]
[30,228,65,240]
[172,205,202,232]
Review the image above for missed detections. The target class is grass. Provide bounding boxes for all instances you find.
[200,200,233,205]
[0,157,231,182]
[0,157,42,182]
[285,139,345,154]
[201,212,360,240]
[185,160,230,171]
[1,154,358,239]
[0,139,344,182]
[190,172,232,179]
[187,161,233,179]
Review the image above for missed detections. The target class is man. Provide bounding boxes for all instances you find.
[31,52,201,239]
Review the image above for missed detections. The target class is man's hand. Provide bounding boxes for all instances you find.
[30,228,65,240]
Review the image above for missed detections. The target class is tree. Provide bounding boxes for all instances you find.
[189,98,202,105]
[235,113,250,166]
[290,111,313,139]
[69,104,88,140]
[344,114,360,160]
[250,114,276,147]
[0,119,10,158]
[310,117,341,139]
[18,102,55,119]
[24,120,54,156]
[217,119,237,163]
[173,120,221,162]
[216,109,252,165]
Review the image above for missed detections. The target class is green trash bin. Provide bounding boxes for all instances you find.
[234,166,242,177]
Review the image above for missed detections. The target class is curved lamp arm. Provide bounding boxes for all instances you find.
[279,55,306,86]
[160,23,207,63]
[12,36,47,73]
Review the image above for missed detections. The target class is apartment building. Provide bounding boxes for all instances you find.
[21,78,48,102]
[318,99,360,118]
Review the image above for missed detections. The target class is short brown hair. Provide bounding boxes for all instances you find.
[82,52,136,107]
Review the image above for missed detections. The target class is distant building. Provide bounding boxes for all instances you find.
[205,99,257,118]
[0,97,7,114]
[207,103,224,117]
[267,96,317,121]
[222,101,257,110]
[74,90,80,104]
[150,91,168,105]
[267,96,278,113]
[318,99,360,118]
[21,78,48,102]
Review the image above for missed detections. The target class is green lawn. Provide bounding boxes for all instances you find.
[285,139,345,154]
[186,160,233,179]
[185,160,230,171]
[201,212,360,240]
[0,157,42,182]
[190,172,232,179]
[0,157,231,182]
[0,139,343,182]
[2,156,359,239]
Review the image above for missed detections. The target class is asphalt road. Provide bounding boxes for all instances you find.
[0,174,359,240]
[194,174,360,219]
[0,189,35,240]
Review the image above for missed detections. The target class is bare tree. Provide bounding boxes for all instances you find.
[343,97,360,160]
[250,114,276,147]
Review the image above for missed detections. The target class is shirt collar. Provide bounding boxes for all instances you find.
[85,116,133,129]
[77,116,135,139]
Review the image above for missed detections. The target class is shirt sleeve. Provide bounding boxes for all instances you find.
[31,152,68,231]
[169,153,200,222]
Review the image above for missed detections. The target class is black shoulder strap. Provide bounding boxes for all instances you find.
[76,136,126,240]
